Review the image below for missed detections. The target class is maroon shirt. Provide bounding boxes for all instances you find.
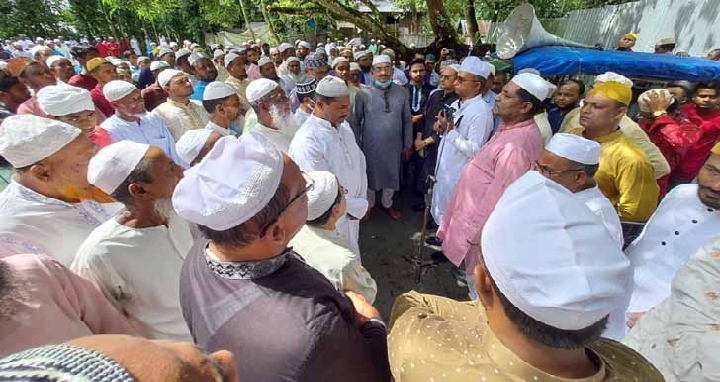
[68,74,98,91]
[90,84,115,118]
[675,104,720,180]
[141,83,168,111]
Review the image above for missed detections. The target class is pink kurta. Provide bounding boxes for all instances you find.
[0,254,137,357]
[437,118,543,275]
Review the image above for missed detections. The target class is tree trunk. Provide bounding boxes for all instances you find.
[238,0,256,42]
[426,0,460,49]
[465,0,479,44]
[260,0,280,44]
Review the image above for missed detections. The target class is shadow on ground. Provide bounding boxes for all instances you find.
[359,189,468,318]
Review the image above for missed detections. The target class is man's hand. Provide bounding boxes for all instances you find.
[411,114,423,125]
[435,109,453,133]
[647,90,674,114]
[346,291,381,324]
[402,148,412,162]
[414,137,425,151]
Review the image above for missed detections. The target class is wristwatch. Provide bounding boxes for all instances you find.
[652,110,668,117]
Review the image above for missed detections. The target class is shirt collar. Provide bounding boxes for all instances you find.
[582,129,624,144]
[498,117,537,132]
[307,114,337,130]
[206,121,231,136]
[204,248,298,279]
[167,98,195,109]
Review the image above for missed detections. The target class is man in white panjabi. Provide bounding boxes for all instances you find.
[429,57,494,229]
[622,235,720,382]
[243,78,297,152]
[152,69,209,142]
[176,129,223,167]
[624,141,720,324]
[289,76,368,255]
[0,115,118,266]
[293,78,316,128]
[202,81,242,137]
[72,141,193,341]
[537,133,627,341]
[289,171,377,303]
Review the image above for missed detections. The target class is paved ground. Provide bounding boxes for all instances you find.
[358,189,469,318]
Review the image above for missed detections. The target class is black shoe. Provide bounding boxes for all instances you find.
[431,251,450,263]
[425,236,443,246]
[411,202,426,212]
[426,220,438,230]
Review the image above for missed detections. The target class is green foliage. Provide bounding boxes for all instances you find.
[0,0,71,38]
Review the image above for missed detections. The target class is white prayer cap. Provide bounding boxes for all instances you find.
[213,49,224,60]
[136,56,150,64]
[224,53,241,67]
[45,55,69,68]
[278,43,293,53]
[246,78,279,103]
[315,76,349,98]
[594,71,633,87]
[517,67,540,75]
[87,141,150,194]
[30,45,50,56]
[0,115,81,168]
[190,43,200,50]
[158,47,174,58]
[150,60,170,72]
[545,133,601,165]
[331,57,349,69]
[482,171,631,331]
[353,50,369,61]
[172,132,284,230]
[158,69,183,88]
[638,88,675,113]
[459,56,491,79]
[176,48,192,60]
[176,129,213,165]
[170,42,179,48]
[257,56,273,67]
[448,64,461,73]
[305,171,339,220]
[203,81,236,101]
[510,73,556,101]
[37,84,95,117]
[286,57,300,64]
[188,52,209,66]
[372,54,391,66]
[269,47,279,55]
[102,80,137,102]
[349,62,360,72]
[298,41,312,49]
[656,37,675,46]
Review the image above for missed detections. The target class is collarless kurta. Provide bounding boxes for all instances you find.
[625,184,720,313]
[153,98,210,142]
[289,115,368,255]
[253,122,294,152]
[438,118,543,275]
[570,128,658,222]
[0,181,118,266]
[205,120,235,137]
[101,113,186,167]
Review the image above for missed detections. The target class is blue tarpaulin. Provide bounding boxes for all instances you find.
[512,47,720,81]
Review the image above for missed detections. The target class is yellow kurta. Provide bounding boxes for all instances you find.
[388,291,664,382]
[560,107,670,179]
[570,128,659,222]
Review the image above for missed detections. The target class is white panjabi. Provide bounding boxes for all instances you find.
[203,81,236,101]
[172,132,284,230]
[510,73,557,101]
[305,171,339,221]
[176,129,213,165]
[246,78,279,103]
[37,84,95,116]
[482,171,631,331]
[458,56,492,79]
[102,80,137,102]
[315,76,349,98]
[545,133,601,165]
[0,115,81,168]
[87,141,150,195]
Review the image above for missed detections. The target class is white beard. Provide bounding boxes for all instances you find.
[152,198,175,222]
[269,104,298,138]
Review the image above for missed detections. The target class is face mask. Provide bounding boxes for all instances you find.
[374,79,393,89]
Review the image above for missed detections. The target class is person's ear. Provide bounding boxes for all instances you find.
[28,162,51,182]
[265,221,287,246]
[520,102,533,115]
[330,202,343,219]
[614,105,628,121]
[575,171,587,187]
[474,262,495,308]
[127,183,149,199]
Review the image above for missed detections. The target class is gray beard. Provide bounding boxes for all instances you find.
[269,105,298,138]
[0,260,23,321]
[152,198,175,223]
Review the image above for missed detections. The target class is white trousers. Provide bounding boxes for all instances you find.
[367,189,395,209]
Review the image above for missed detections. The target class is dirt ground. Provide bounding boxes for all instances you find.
[358,189,469,318]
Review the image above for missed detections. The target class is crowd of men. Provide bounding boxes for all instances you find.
[0,31,719,382]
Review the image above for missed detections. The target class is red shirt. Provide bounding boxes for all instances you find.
[89,126,112,148]
[105,41,120,57]
[95,43,109,58]
[141,83,168,111]
[675,104,720,180]
[90,84,115,118]
[640,114,702,197]
[68,74,98,91]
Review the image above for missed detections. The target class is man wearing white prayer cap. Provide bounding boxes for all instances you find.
[158,47,176,67]
[100,81,186,167]
[139,61,171,112]
[508,72,557,145]
[348,62,362,88]
[244,77,297,152]
[429,56,494,246]
[0,115,118,265]
[176,128,223,166]
[258,56,293,95]
[389,171,661,381]
[224,52,251,102]
[655,37,676,54]
[297,41,312,61]
[292,78,316,127]
[189,53,218,101]
[202,81,243,137]
[153,69,210,142]
[351,52,412,220]
[438,70,545,297]
[45,55,74,83]
[290,76,368,255]
[289,170,378,303]
[354,50,374,84]
[74,140,192,342]
[276,42,297,77]
[173,131,390,381]
[37,84,112,147]
[559,73,671,180]
[331,57,350,81]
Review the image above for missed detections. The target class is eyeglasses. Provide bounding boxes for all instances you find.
[260,181,315,236]
[536,161,583,177]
